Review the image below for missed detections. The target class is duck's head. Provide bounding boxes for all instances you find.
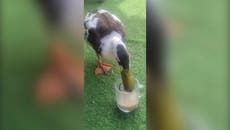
[116,44,135,91]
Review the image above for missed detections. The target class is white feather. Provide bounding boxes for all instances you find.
[100,31,126,61]
[84,13,98,29]
[111,14,121,23]
[97,9,108,14]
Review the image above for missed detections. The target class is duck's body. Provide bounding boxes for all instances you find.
[84,9,129,72]
[84,9,134,91]
[84,9,127,62]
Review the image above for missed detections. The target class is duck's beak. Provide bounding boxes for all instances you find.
[121,69,135,91]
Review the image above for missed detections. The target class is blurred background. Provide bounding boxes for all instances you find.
[1,0,84,130]
[159,0,228,129]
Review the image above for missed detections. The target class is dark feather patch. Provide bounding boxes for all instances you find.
[117,44,129,69]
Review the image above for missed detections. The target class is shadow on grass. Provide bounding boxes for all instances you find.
[113,106,139,119]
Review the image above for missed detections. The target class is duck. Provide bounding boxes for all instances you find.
[84,9,135,91]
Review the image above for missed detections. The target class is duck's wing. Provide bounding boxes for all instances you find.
[84,10,126,52]
[95,10,126,42]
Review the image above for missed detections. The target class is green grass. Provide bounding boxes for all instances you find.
[84,0,146,129]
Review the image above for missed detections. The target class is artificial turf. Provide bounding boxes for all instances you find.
[84,0,146,129]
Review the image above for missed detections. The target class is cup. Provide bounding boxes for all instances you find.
[115,78,143,113]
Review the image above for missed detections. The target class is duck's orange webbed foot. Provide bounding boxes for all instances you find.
[95,60,112,75]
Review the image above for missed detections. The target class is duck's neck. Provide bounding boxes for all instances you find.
[121,69,135,91]
[115,43,129,70]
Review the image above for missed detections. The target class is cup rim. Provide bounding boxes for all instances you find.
[115,78,140,94]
